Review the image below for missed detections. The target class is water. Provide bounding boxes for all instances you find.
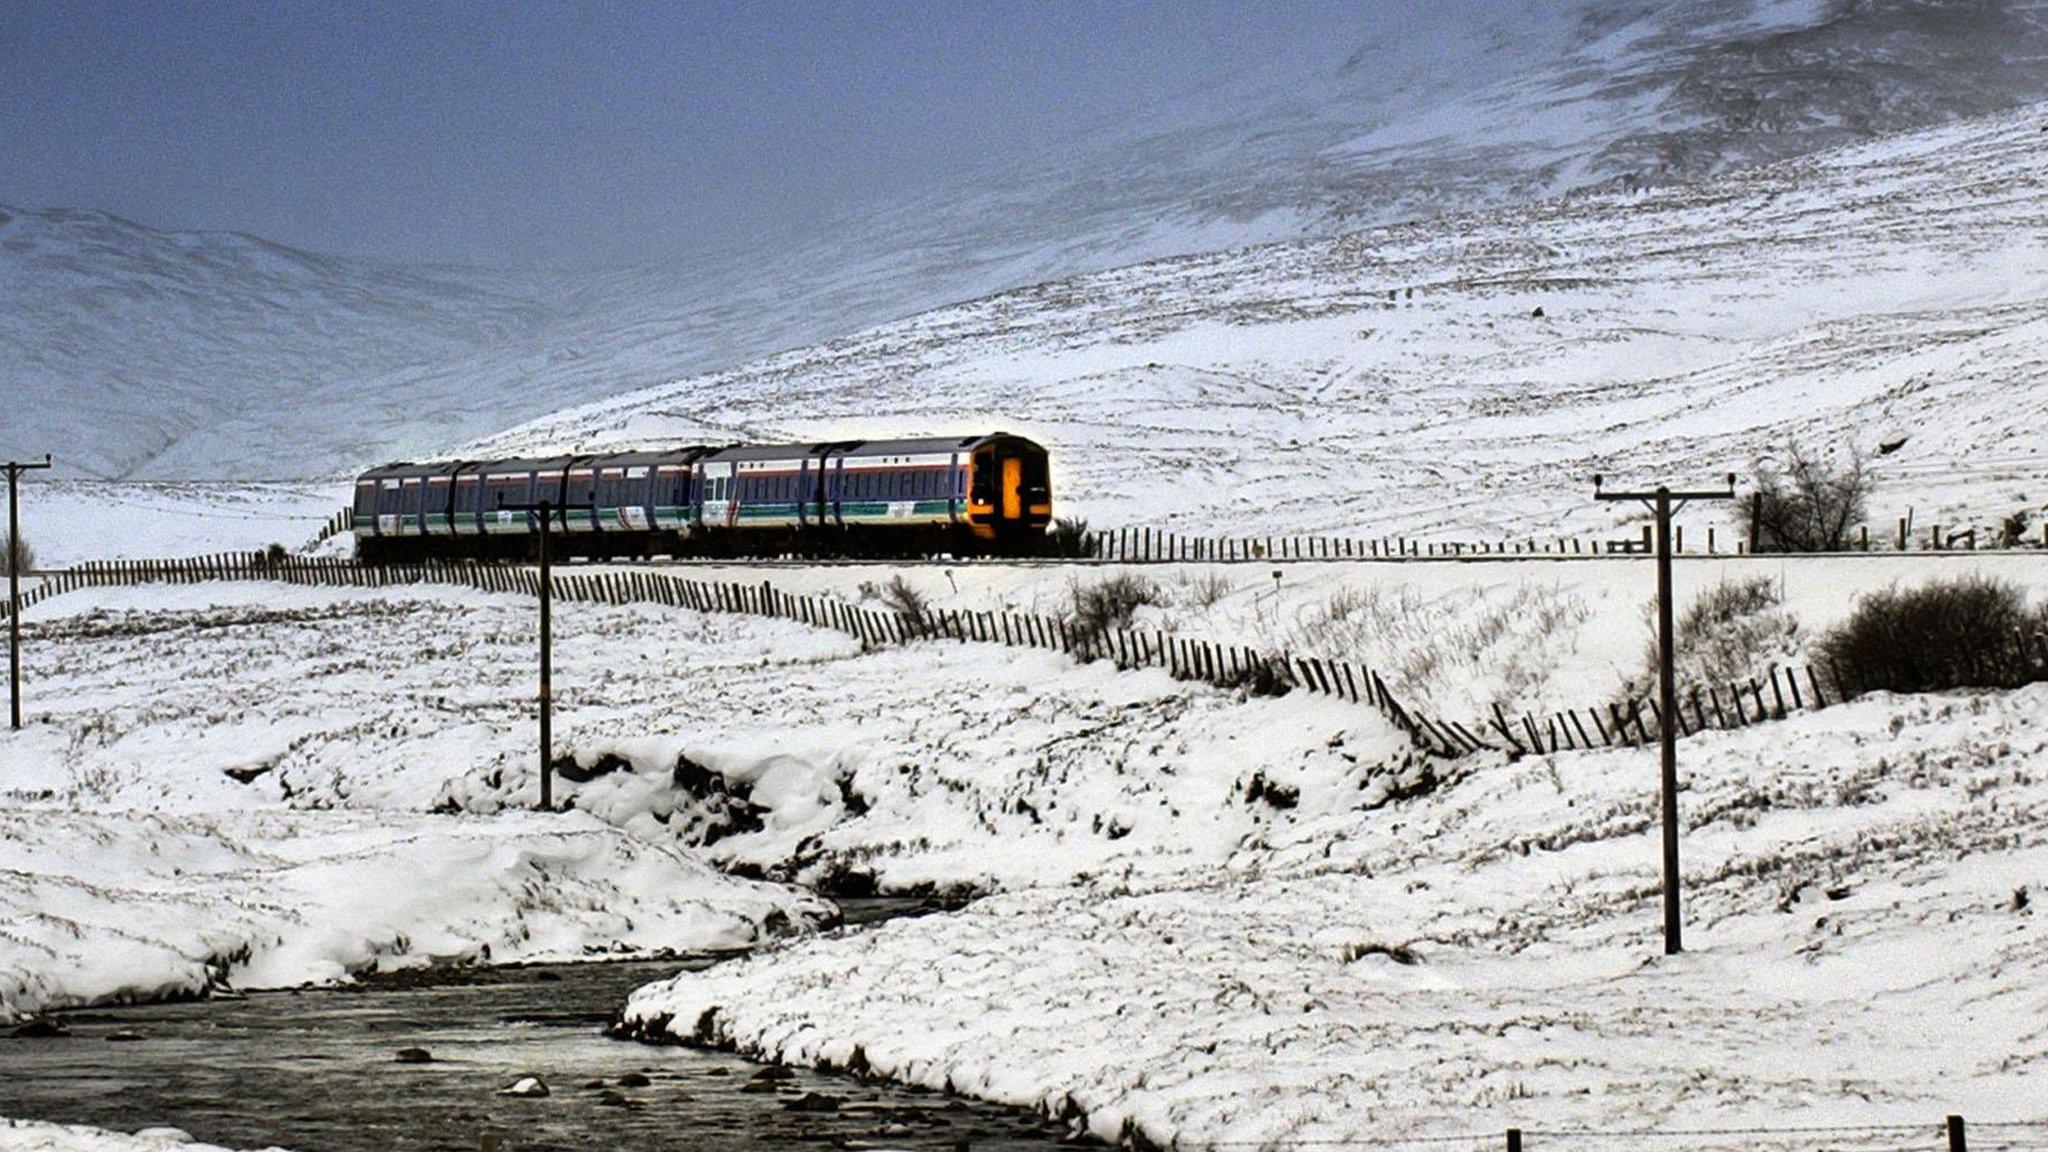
[0,901,1075,1151]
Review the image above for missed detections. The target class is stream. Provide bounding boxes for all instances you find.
[0,900,1076,1151]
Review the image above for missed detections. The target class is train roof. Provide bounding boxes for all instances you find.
[356,435,1041,481]
[582,447,717,468]
[701,442,839,463]
[838,435,985,458]
[356,461,460,481]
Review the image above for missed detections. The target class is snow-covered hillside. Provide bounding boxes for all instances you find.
[12,1,2048,483]
[625,683,2048,1146]
[489,99,2048,538]
[0,577,1420,1018]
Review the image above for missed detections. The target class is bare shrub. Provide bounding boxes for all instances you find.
[1069,574,1161,644]
[1746,442,1871,552]
[0,531,33,576]
[1621,577,1802,703]
[877,574,928,618]
[1214,654,1292,697]
[1048,517,1094,558]
[1819,576,2046,697]
[1283,582,1590,717]
[1180,570,1234,610]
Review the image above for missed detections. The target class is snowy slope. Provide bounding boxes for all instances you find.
[624,685,2048,1145]
[13,1,2048,482]
[489,99,2048,539]
[0,577,1423,1017]
[0,1118,280,1152]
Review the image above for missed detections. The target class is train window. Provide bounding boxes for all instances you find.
[1022,454,1050,498]
[354,483,377,517]
[453,479,477,514]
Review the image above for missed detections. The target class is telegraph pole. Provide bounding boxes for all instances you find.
[498,495,594,810]
[1593,472,1736,956]
[7,455,53,731]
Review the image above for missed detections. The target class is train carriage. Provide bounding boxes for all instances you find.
[353,432,1051,562]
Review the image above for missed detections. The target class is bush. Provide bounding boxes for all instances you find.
[1181,570,1234,609]
[1049,517,1094,558]
[1746,442,1871,552]
[1069,574,1161,643]
[0,531,32,576]
[877,574,928,618]
[1622,577,1802,702]
[1819,576,2046,697]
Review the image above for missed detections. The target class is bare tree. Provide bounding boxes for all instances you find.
[1746,441,1871,552]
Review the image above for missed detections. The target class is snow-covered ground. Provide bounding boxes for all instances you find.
[1,577,1426,1019]
[591,552,2048,723]
[6,529,2045,1145]
[0,1119,276,1152]
[624,685,2048,1147]
[14,482,348,568]
[486,100,2048,541]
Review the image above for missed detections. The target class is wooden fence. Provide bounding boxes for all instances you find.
[306,507,354,549]
[8,552,1866,760]
[309,503,2037,566]
[1486,662,1834,757]
[3,553,1480,758]
[1084,520,2047,563]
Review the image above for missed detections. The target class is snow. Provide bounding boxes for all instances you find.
[575,552,2048,727]
[14,5,2048,484]
[0,1118,281,1152]
[0,806,812,1021]
[623,686,2048,1146]
[15,482,348,568]
[0,581,860,1020]
[0,575,1435,1019]
[487,101,2048,544]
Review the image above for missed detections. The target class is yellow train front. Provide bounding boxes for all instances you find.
[351,432,1052,561]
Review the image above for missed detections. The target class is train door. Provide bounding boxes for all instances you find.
[376,477,403,536]
[399,478,424,535]
[1001,457,1023,520]
[702,461,736,528]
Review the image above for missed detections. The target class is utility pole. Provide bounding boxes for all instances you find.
[497,495,594,810]
[6,455,53,731]
[1593,472,1736,956]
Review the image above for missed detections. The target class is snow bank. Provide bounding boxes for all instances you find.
[623,687,2048,1145]
[4,579,1429,1018]
[0,805,827,1021]
[447,642,1433,893]
[0,582,869,1020]
[0,1118,281,1152]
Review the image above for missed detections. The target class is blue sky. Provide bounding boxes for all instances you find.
[1,1,1379,268]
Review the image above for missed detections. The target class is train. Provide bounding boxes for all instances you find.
[351,433,1053,563]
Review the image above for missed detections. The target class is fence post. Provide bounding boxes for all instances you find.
[1506,1128,1522,1152]
[1947,1115,1966,1152]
